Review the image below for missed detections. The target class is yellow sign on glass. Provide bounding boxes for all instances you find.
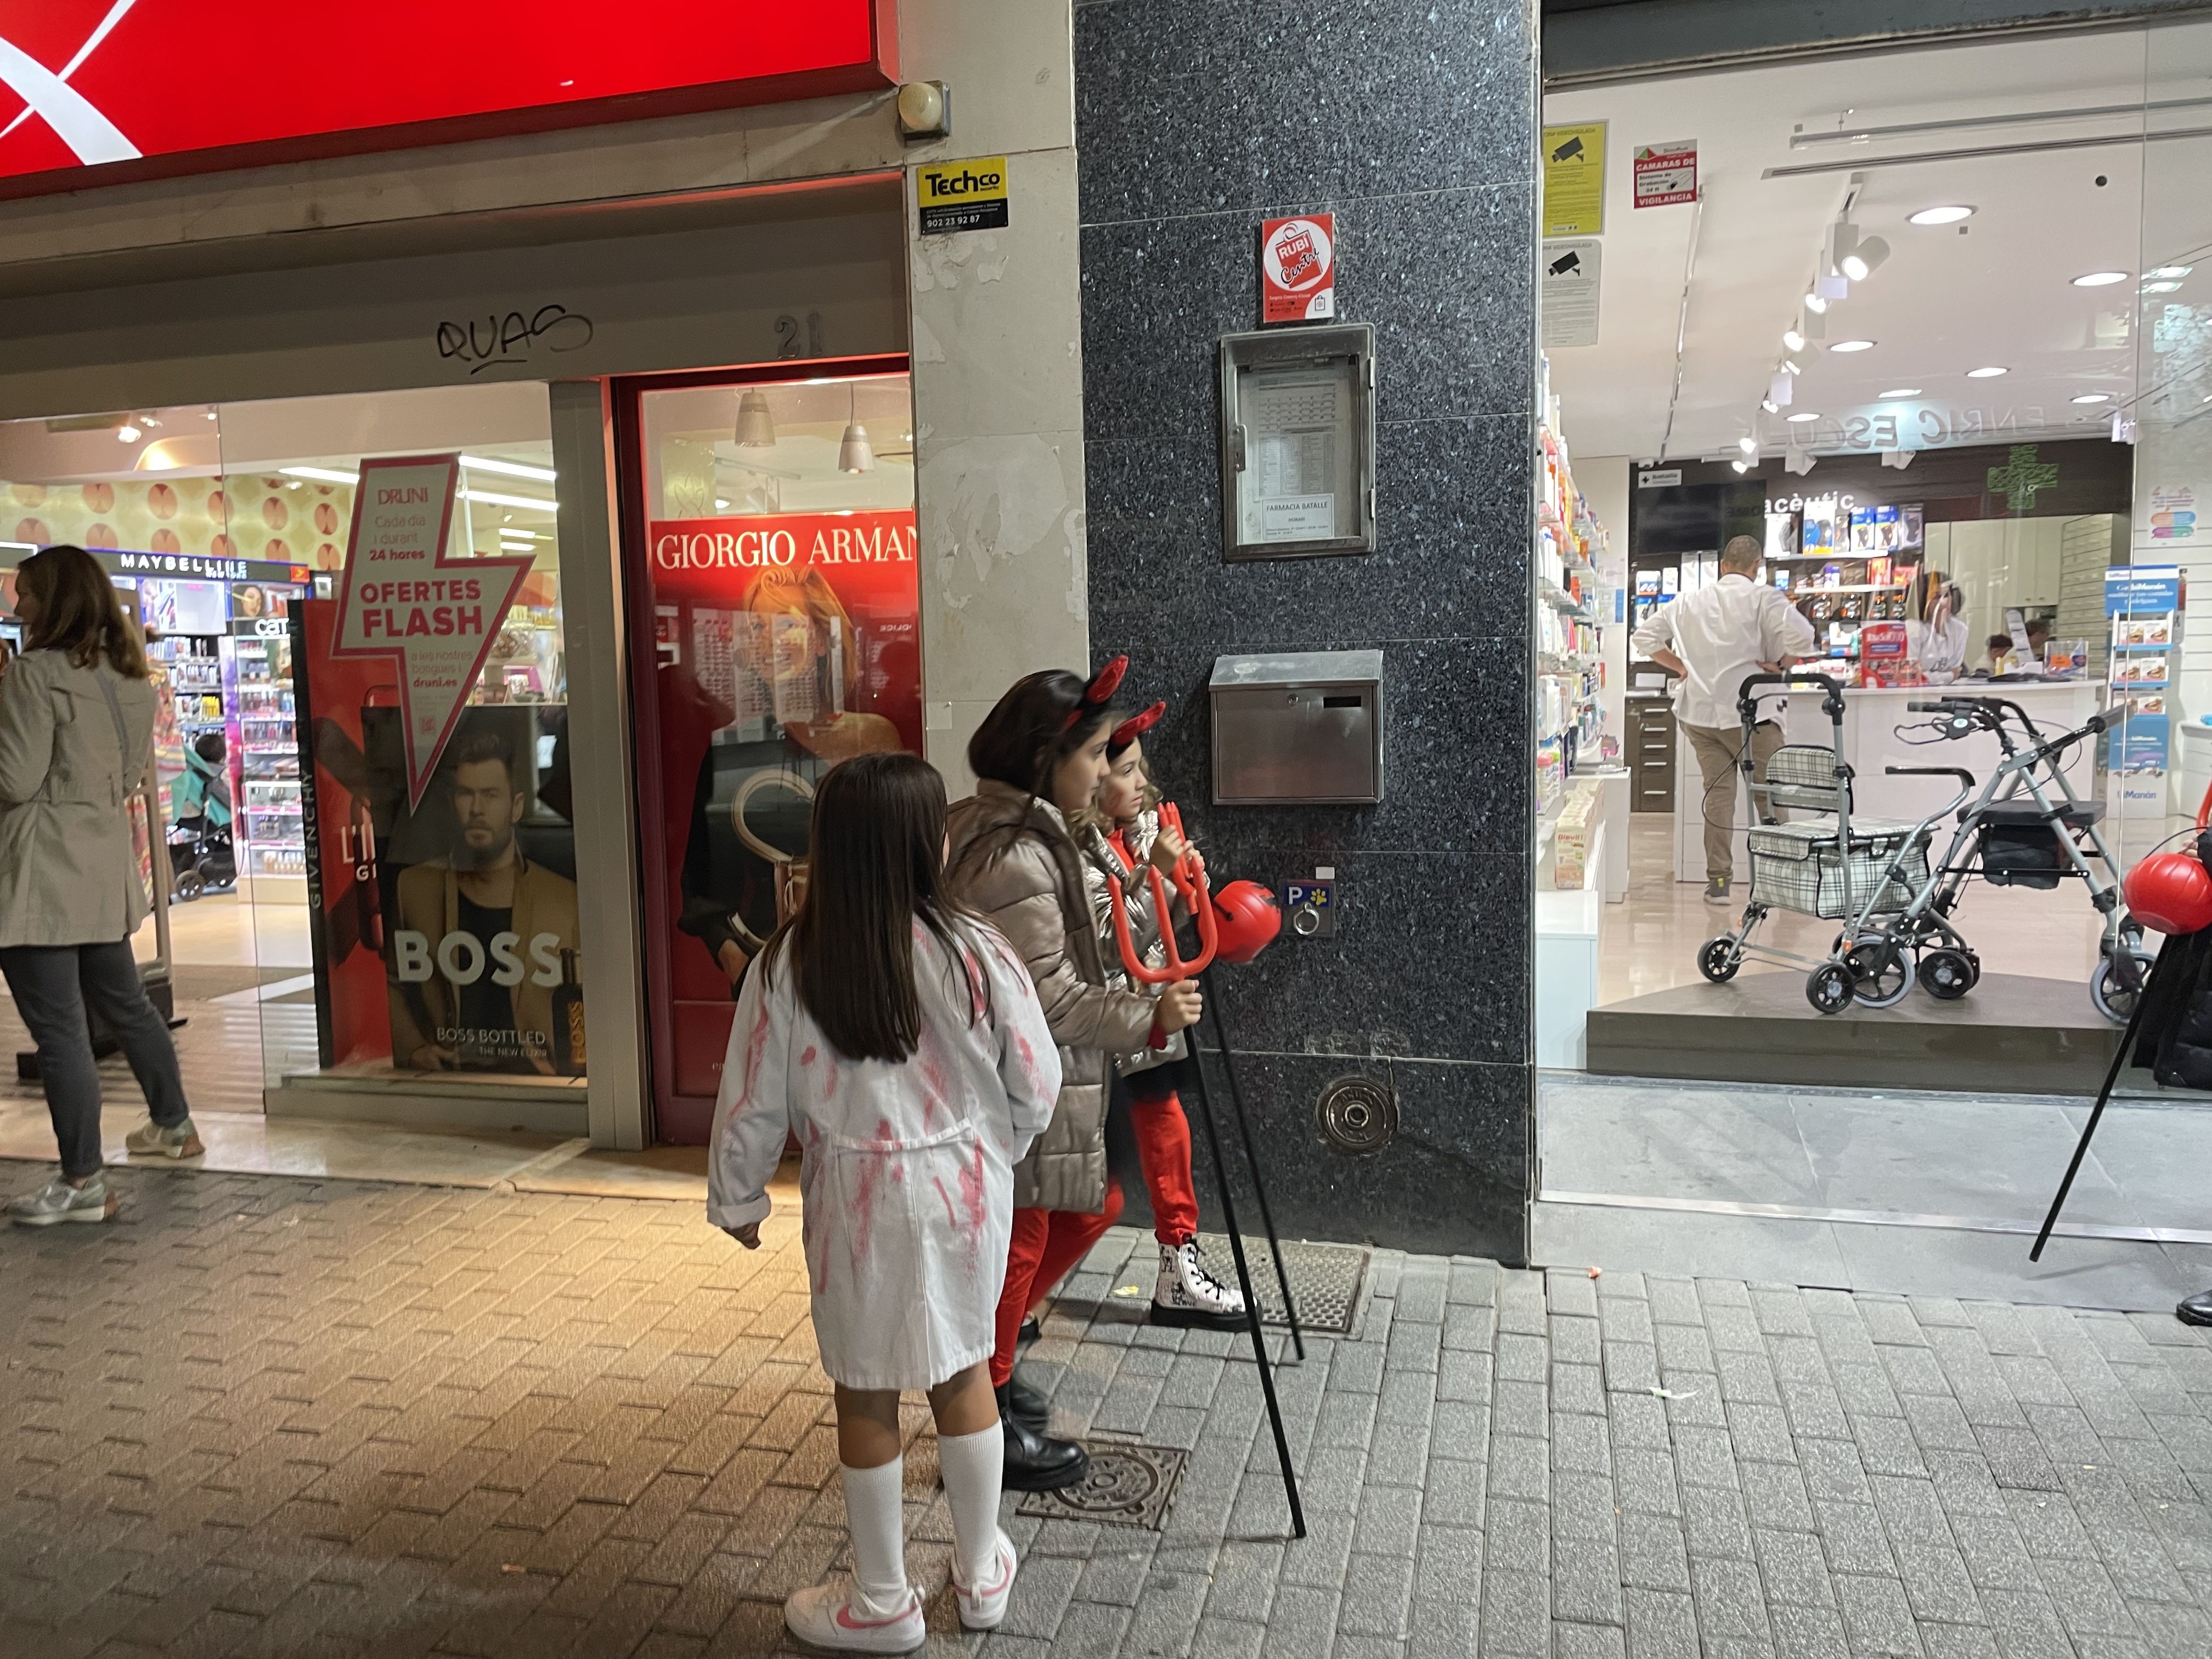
[1542,122,1607,238]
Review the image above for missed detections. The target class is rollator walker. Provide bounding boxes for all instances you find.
[1695,672,2146,1020]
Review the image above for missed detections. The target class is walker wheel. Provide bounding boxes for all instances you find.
[1807,963,1855,1015]
[1696,938,1741,984]
[1917,948,1976,1001]
[1843,940,1912,1009]
[2090,947,2154,1026]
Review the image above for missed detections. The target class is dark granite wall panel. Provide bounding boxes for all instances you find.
[1075,0,1541,1260]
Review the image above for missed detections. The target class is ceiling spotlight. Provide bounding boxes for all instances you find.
[1737,436,1759,455]
[1785,450,1818,476]
[1760,397,1779,414]
[1783,359,1802,376]
[2072,271,2129,287]
[735,389,777,447]
[1830,340,1876,353]
[2142,280,2182,294]
[1877,388,1922,399]
[1803,291,1829,314]
[1881,449,1917,470]
[117,424,141,443]
[1731,459,1751,474]
[1966,365,2009,379]
[1787,411,1820,423]
[1782,328,1805,352]
[837,385,874,475]
[2071,392,2112,405]
[1909,205,1976,225]
[1840,236,1890,281]
[2149,265,2193,280]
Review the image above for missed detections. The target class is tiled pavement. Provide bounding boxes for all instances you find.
[8,1169,2212,1658]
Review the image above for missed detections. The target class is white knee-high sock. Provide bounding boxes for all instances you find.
[936,1420,1006,1585]
[840,1458,909,1614]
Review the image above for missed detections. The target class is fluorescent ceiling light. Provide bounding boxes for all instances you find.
[1782,328,1805,352]
[2070,392,2113,404]
[1830,339,1876,353]
[2148,264,2193,280]
[495,528,543,541]
[1908,205,1976,225]
[1966,365,2008,378]
[2072,271,2129,287]
[1877,388,1922,398]
[2142,280,2182,294]
[1787,411,1820,422]
[460,487,557,511]
[280,465,359,484]
[460,454,557,483]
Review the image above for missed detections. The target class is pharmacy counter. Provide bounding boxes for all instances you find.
[1670,680,2103,883]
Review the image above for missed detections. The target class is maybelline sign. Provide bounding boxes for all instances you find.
[0,2,895,199]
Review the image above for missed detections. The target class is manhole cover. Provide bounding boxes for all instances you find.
[1017,1442,1186,1530]
[1190,1235,1370,1336]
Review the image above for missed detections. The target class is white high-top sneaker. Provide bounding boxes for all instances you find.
[1152,1239,1250,1329]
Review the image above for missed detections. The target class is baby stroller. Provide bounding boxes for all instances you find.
[167,730,237,901]
[1696,672,1976,1015]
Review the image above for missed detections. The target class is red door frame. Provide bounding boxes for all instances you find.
[610,354,912,1143]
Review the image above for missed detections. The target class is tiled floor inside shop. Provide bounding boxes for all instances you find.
[10,1160,2212,1658]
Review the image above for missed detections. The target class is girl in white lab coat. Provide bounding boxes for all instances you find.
[709,751,1061,1652]
[1908,572,1972,681]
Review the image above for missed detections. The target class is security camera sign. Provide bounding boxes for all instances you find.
[1260,215,1336,324]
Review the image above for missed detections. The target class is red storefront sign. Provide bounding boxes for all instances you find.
[0,1,896,199]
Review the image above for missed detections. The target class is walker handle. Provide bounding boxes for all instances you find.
[1106,801,1218,983]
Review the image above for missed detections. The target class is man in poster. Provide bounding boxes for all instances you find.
[387,729,582,1073]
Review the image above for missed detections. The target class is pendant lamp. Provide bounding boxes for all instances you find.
[735,390,776,447]
[837,385,873,474]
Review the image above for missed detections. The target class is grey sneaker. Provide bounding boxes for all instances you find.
[125,1117,205,1160]
[8,1173,115,1227]
[1703,877,1733,907]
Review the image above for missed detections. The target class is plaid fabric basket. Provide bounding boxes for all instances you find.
[1747,816,1929,919]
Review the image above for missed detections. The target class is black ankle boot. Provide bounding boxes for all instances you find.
[1002,1369,1050,1435]
[996,1384,1089,1492]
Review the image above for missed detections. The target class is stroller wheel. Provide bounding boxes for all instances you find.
[1917,948,1977,1001]
[1843,940,1912,1009]
[1807,963,1855,1015]
[174,870,205,902]
[1696,938,1741,984]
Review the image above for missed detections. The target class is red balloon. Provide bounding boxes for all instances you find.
[2124,850,2212,935]
[1211,879,1282,964]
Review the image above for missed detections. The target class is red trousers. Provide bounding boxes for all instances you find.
[1127,1088,1200,1247]
[992,1178,1122,1386]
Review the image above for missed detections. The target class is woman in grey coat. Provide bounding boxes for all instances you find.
[945,661,1203,1490]
[2,546,200,1226]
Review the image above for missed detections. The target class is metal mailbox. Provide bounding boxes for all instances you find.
[1209,650,1385,805]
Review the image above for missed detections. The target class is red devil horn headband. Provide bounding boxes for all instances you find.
[1110,701,1166,751]
[1062,654,1130,730]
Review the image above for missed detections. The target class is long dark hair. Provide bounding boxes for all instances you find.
[968,670,1115,797]
[777,751,986,1063]
[17,544,148,678]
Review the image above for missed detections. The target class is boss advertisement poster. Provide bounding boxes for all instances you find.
[296,501,584,1079]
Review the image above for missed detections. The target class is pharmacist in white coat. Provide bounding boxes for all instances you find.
[1632,534,1817,907]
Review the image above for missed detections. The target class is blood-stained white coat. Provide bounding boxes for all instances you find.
[707,920,1062,1392]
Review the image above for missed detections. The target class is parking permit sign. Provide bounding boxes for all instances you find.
[1633,140,1697,208]
[1260,214,1336,324]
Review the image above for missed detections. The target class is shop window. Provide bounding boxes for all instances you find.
[619,365,919,1141]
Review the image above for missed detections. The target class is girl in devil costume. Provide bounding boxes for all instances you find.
[709,753,1062,1651]
[1077,702,1248,1328]
[944,658,1205,1489]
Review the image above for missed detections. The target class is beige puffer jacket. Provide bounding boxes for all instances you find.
[946,781,1159,1214]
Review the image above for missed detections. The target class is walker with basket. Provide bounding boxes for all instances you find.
[1695,672,2148,1021]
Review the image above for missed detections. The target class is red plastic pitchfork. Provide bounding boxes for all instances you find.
[1105,802,1217,981]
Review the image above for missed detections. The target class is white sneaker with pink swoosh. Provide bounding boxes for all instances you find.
[782,1581,924,1654]
[953,1528,1018,1630]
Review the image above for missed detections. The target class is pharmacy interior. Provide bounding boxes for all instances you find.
[1531,15,2212,1093]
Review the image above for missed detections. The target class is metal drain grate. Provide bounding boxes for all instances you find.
[1192,1234,1370,1336]
[1016,1442,1186,1530]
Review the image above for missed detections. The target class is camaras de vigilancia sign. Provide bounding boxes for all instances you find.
[0,1,895,198]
